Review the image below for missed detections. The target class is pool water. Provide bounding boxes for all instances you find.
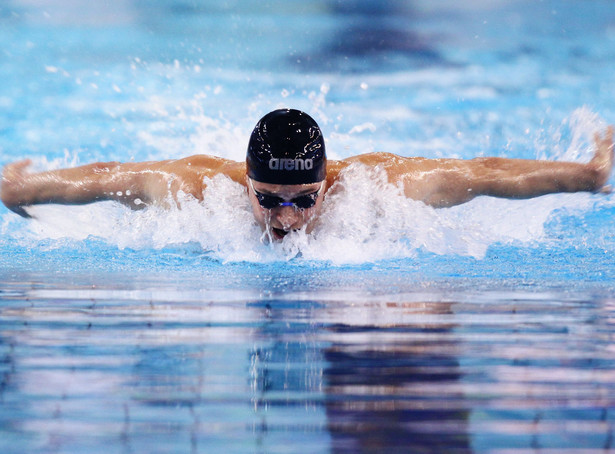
[2,0,615,452]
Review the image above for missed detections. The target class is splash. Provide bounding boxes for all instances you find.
[1,108,612,264]
[282,164,601,262]
[2,164,606,264]
[539,106,607,162]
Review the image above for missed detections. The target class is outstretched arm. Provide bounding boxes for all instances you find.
[0,156,224,217]
[391,126,614,208]
[1,160,168,217]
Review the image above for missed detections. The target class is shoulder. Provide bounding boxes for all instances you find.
[327,153,435,182]
[342,152,430,168]
[169,154,236,170]
[145,155,246,199]
[159,155,245,183]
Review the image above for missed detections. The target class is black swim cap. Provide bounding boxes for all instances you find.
[246,109,326,184]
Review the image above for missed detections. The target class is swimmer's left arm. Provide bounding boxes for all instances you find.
[408,126,614,207]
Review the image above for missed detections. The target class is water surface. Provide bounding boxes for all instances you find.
[1,0,615,452]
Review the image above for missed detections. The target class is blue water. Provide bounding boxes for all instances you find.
[2,0,615,452]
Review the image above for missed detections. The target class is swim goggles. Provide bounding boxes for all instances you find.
[248,179,324,210]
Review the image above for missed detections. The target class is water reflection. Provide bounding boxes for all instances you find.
[322,301,470,452]
[3,283,615,453]
[294,0,446,72]
[250,298,470,452]
[7,0,447,73]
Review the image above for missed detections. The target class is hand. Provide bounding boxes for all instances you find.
[1,159,33,217]
[590,126,614,193]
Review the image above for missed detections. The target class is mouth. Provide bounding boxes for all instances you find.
[271,227,289,240]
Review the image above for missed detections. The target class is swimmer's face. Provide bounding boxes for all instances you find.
[247,177,326,241]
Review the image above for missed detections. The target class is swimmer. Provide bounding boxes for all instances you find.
[1,108,613,241]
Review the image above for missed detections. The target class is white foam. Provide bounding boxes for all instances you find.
[4,162,607,264]
[2,107,611,264]
[284,164,602,262]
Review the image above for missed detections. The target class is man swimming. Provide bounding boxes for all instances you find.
[1,108,613,241]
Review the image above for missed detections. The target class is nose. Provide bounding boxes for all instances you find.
[273,205,303,230]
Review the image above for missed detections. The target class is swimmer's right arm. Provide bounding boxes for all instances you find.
[0,159,189,217]
[1,155,245,217]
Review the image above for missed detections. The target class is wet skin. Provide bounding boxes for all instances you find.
[1,127,613,236]
[246,177,326,241]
